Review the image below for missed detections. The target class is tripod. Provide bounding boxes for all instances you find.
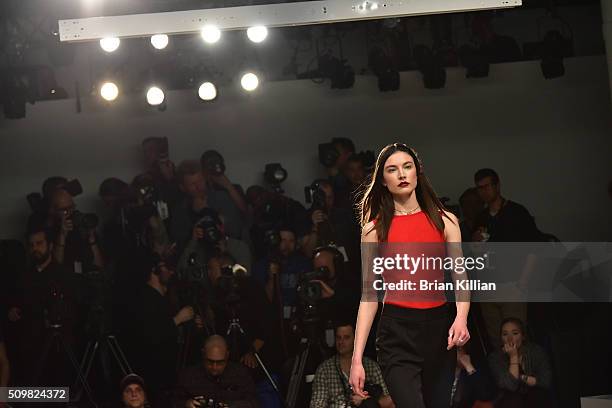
[225,300,287,408]
[72,334,133,402]
[285,312,329,408]
[35,324,98,407]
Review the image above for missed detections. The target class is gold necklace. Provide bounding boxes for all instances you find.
[394,205,420,215]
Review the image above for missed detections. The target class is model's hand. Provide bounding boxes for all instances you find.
[349,361,369,399]
[447,317,470,350]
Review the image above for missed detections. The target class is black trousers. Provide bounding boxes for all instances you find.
[376,303,456,408]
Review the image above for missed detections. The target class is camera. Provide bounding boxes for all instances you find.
[193,396,225,408]
[71,210,99,235]
[201,151,226,176]
[296,266,331,306]
[304,181,327,212]
[194,209,223,245]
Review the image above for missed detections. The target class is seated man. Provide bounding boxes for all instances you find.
[310,322,393,408]
[176,335,259,408]
[120,373,148,408]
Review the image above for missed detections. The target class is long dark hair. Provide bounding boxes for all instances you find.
[357,143,451,242]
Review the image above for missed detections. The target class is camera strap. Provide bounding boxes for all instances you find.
[334,356,353,408]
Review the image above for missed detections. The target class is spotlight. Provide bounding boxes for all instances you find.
[198,82,217,101]
[100,37,120,53]
[540,30,569,79]
[201,25,221,44]
[413,45,446,89]
[241,73,259,92]
[100,82,119,101]
[146,86,165,106]
[247,26,268,43]
[318,54,355,89]
[459,45,489,78]
[368,47,400,92]
[150,34,169,50]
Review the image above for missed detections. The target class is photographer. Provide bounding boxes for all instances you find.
[252,227,311,308]
[171,160,248,254]
[142,136,182,210]
[121,251,197,406]
[200,150,248,241]
[26,176,69,230]
[310,322,392,408]
[301,181,360,284]
[206,253,283,380]
[334,154,368,212]
[320,138,356,194]
[177,207,251,282]
[48,188,105,273]
[177,335,258,408]
[306,247,359,326]
[246,186,311,261]
[6,227,83,384]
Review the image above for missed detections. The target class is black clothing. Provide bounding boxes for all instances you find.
[122,285,178,393]
[376,303,456,408]
[175,361,259,408]
[479,200,542,242]
[210,277,283,376]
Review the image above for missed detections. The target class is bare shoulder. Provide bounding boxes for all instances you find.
[361,221,378,243]
[442,210,459,226]
[442,210,461,242]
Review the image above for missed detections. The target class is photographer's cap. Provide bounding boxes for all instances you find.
[120,373,145,392]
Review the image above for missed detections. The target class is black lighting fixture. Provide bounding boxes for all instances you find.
[318,53,355,90]
[459,44,490,78]
[368,46,400,92]
[0,69,36,119]
[413,45,446,89]
[540,30,571,79]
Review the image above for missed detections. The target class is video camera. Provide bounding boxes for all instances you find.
[296,266,332,306]
[194,209,223,245]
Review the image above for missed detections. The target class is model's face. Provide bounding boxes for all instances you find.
[382,151,418,196]
[501,322,523,349]
[122,384,145,408]
[335,326,355,356]
[476,176,500,204]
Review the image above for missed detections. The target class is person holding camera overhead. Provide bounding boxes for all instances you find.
[47,188,105,274]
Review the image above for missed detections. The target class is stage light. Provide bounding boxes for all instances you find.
[413,45,446,89]
[150,34,169,50]
[100,82,119,101]
[241,73,259,92]
[247,26,268,43]
[201,25,221,44]
[100,37,120,52]
[318,54,355,89]
[146,86,165,105]
[368,47,400,91]
[540,30,568,79]
[198,82,217,101]
[459,45,489,78]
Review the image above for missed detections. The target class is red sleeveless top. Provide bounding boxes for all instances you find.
[379,211,447,309]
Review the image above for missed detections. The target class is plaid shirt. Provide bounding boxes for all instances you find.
[310,356,389,408]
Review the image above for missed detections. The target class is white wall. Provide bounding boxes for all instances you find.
[1,55,611,241]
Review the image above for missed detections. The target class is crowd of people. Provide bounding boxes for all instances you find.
[0,137,559,408]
